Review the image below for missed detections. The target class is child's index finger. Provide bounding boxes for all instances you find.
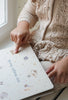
[14,44,19,54]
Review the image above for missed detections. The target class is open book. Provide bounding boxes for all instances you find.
[0,45,53,100]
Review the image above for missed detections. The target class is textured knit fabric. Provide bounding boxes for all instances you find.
[18,0,68,62]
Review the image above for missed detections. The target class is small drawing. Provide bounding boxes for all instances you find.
[33,63,36,65]
[31,70,37,78]
[0,66,2,69]
[24,56,29,60]
[33,70,37,74]
[0,92,8,99]
[0,82,3,85]
[10,50,15,55]
[24,84,31,91]
[24,88,30,91]
[27,75,31,78]
[24,84,29,88]
[32,73,36,77]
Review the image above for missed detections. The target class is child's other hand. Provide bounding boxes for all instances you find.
[46,57,68,84]
[10,21,30,53]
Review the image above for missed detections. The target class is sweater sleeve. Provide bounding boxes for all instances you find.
[17,0,38,28]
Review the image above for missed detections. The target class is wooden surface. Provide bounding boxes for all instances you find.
[57,88,68,100]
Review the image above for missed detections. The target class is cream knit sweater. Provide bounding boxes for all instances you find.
[18,0,68,62]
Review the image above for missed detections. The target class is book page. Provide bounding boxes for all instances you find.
[0,45,53,100]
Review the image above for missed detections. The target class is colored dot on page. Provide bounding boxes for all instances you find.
[24,84,28,88]
[24,88,30,91]
[24,56,29,60]
[27,75,31,78]
[0,82,3,85]
[10,50,15,55]
[0,66,2,69]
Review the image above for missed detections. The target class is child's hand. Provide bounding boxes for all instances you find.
[46,57,68,84]
[10,21,30,53]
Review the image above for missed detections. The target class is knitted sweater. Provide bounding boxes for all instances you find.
[18,0,68,62]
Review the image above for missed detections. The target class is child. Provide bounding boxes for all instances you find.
[11,0,68,85]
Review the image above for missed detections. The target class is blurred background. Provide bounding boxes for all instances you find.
[17,0,27,16]
[0,0,27,49]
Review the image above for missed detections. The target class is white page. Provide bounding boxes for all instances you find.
[0,45,53,100]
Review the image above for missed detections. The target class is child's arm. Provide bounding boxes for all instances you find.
[11,21,30,53]
[18,0,38,28]
[46,56,68,84]
[11,0,38,53]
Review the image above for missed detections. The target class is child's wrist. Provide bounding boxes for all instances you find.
[17,21,29,29]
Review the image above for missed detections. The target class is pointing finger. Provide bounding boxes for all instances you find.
[14,44,20,54]
[14,39,21,53]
